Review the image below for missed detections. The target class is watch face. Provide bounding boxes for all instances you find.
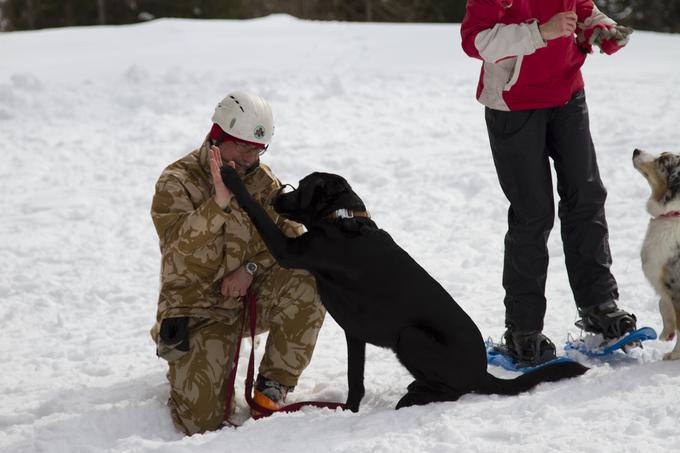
[246,262,257,275]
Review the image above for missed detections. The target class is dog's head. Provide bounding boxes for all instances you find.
[273,172,366,226]
[632,149,680,216]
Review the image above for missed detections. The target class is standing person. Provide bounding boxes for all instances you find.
[150,91,326,434]
[461,1,636,367]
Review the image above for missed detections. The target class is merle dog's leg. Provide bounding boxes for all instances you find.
[345,332,366,412]
[659,297,676,341]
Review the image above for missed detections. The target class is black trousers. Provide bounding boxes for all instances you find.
[485,90,618,332]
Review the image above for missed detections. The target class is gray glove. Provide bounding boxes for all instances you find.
[577,24,633,55]
[591,24,633,46]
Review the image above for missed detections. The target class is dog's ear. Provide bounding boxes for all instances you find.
[665,156,680,203]
[299,174,326,210]
[324,179,349,198]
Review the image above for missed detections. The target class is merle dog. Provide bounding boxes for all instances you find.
[221,167,587,411]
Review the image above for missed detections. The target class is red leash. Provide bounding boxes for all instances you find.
[224,291,345,423]
[222,293,248,423]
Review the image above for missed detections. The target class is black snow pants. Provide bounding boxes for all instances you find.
[485,90,618,332]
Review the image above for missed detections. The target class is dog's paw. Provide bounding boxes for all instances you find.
[344,397,361,413]
[659,328,676,341]
[344,402,360,413]
[663,351,680,360]
[345,390,364,413]
[219,165,239,185]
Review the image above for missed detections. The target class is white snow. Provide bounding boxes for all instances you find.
[1,15,680,453]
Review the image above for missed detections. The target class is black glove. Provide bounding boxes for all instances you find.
[159,317,190,352]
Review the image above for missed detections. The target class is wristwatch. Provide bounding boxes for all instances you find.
[245,261,258,277]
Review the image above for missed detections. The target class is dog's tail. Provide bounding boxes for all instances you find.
[477,361,588,396]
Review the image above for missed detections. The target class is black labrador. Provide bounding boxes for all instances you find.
[221,168,587,411]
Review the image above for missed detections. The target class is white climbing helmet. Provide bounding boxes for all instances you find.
[211,91,274,146]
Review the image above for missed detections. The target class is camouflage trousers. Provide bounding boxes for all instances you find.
[164,265,325,435]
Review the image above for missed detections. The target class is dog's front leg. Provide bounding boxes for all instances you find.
[345,332,366,412]
[220,165,301,267]
[663,297,680,360]
[659,297,676,341]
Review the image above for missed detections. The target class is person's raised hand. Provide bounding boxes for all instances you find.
[539,11,578,41]
[220,160,247,200]
[209,145,233,209]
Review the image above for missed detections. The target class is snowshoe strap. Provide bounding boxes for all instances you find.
[577,302,637,339]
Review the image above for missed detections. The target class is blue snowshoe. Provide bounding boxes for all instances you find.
[565,301,656,357]
[565,327,657,357]
[486,329,579,373]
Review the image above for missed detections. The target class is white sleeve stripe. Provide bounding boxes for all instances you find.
[579,4,616,28]
[474,20,546,63]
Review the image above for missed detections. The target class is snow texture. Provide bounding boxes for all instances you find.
[1,15,680,453]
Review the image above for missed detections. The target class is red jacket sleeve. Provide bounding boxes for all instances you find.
[461,0,505,59]
[576,0,615,27]
[461,0,546,63]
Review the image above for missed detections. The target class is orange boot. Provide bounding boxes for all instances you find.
[251,374,291,419]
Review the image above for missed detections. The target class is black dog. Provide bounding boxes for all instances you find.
[221,168,587,411]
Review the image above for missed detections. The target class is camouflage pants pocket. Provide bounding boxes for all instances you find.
[166,318,240,435]
[156,317,187,362]
[157,317,210,363]
[157,342,190,363]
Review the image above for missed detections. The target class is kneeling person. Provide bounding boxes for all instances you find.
[150,91,326,435]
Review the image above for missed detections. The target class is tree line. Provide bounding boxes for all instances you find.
[1,0,678,33]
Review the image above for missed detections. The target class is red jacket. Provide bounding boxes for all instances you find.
[461,0,615,111]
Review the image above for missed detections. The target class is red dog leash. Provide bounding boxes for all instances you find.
[224,291,345,423]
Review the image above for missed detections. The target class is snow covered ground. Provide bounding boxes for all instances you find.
[1,15,680,453]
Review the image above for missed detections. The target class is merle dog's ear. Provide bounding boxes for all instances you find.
[666,160,680,203]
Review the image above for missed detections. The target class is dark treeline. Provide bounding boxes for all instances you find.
[1,0,678,33]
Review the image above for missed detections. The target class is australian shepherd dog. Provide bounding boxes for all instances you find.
[633,149,680,359]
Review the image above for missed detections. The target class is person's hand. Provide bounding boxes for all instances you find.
[539,11,578,41]
[598,24,633,55]
[209,145,234,209]
[577,24,632,55]
[576,23,604,53]
[220,265,254,298]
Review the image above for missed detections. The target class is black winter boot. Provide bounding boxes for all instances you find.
[503,328,557,368]
[576,301,637,339]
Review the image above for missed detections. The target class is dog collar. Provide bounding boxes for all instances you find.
[657,211,680,219]
[326,209,371,220]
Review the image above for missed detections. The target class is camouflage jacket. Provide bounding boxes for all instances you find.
[150,139,303,336]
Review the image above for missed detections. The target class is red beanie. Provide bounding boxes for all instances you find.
[209,123,265,149]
